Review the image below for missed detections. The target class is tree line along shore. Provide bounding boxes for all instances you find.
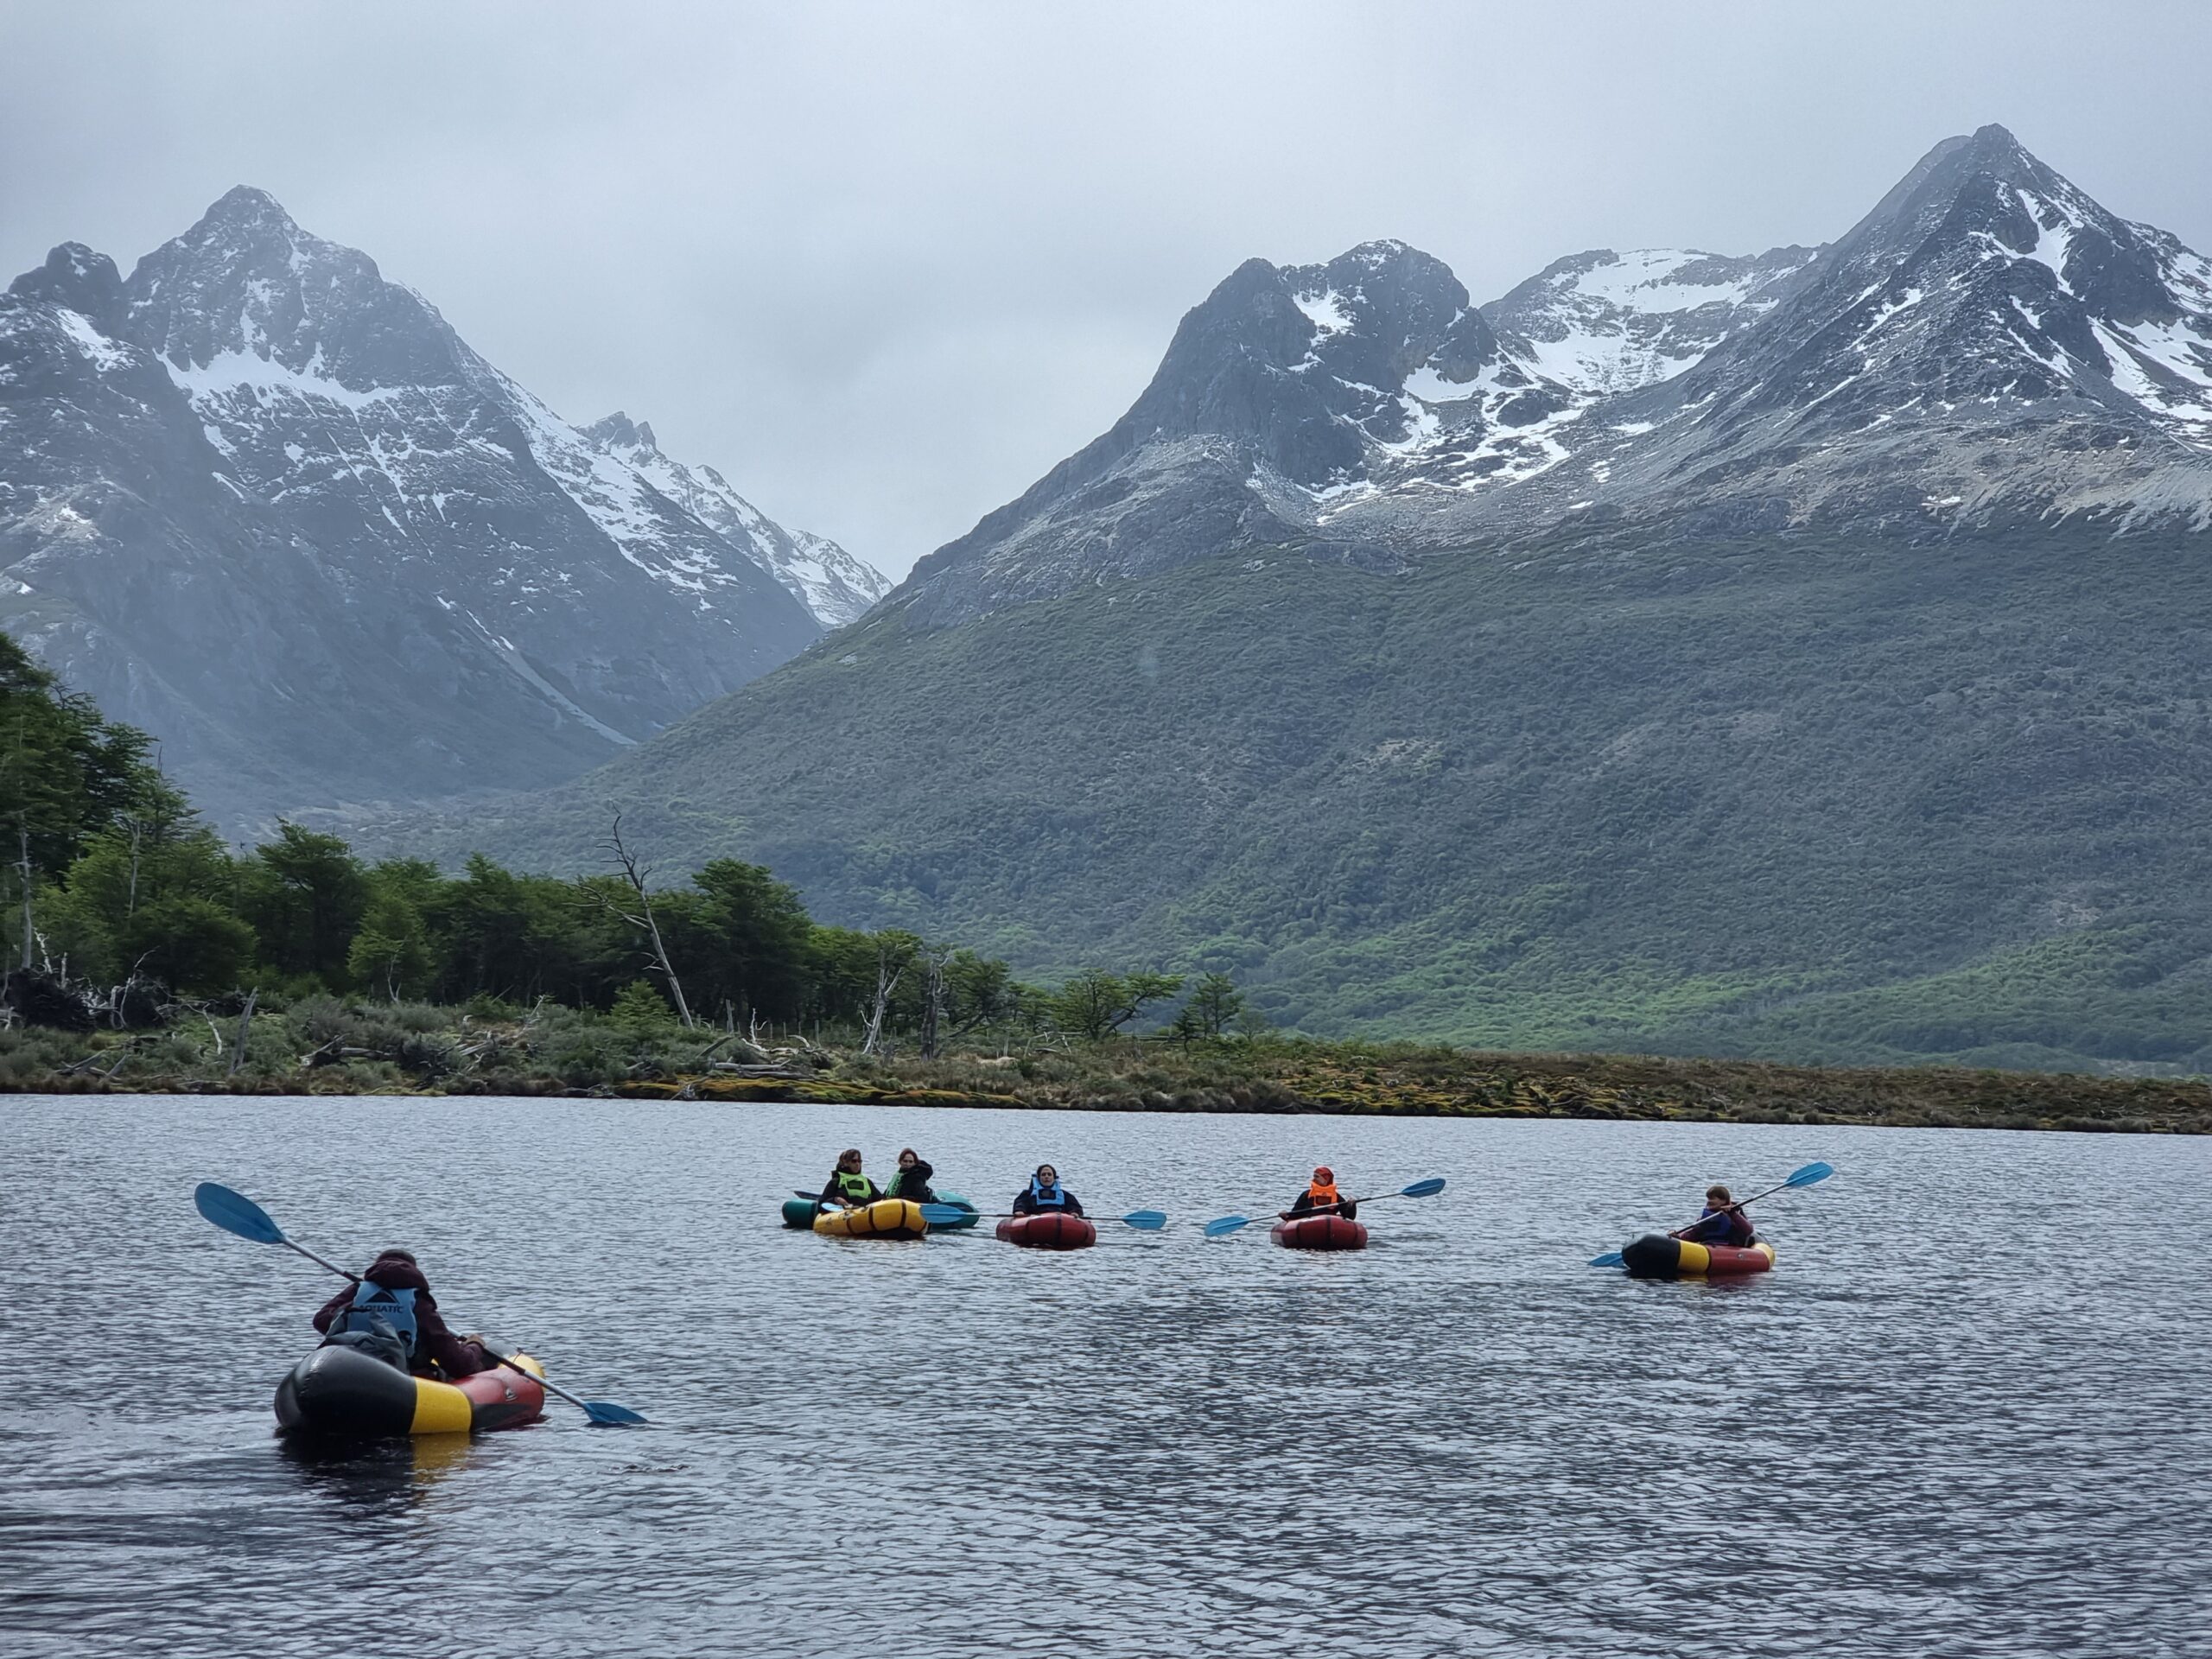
[9,1006,2209,1134]
[4,631,2209,1132]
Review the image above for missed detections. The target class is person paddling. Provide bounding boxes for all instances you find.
[1673,1185,1756,1247]
[1011,1164,1084,1217]
[819,1148,880,1209]
[312,1249,491,1378]
[885,1147,938,1205]
[1282,1166,1357,1222]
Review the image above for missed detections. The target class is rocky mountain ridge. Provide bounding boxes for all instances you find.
[0,187,882,829]
[894,125,2212,626]
[417,124,2212,1071]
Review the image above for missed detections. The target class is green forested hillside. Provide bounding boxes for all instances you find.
[425,524,2212,1071]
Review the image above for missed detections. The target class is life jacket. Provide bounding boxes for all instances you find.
[335,1281,419,1359]
[1306,1179,1342,1208]
[1027,1177,1070,1210]
[1699,1206,1755,1247]
[835,1169,874,1204]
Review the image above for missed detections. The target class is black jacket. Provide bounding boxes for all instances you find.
[1287,1191,1357,1221]
[887,1159,937,1204]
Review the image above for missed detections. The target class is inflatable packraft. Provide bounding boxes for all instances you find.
[995,1211,1096,1249]
[784,1193,976,1231]
[1620,1233,1776,1280]
[275,1343,545,1439]
[812,1197,930,1240]
[1270,1214,1369,1251]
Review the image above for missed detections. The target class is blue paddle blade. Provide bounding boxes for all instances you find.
[194,1181,285,1245]
[1202,1215,1253,1238]
[1400,1178,1446,1198]
[918,1204,969,1224]
[1786,1161,1835,1187]
[1588,1251,1625,1268]
[1121,1211,1167,1230]
[583,1401,648,1427]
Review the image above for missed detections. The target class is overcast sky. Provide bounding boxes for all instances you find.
[7,2,2212,579]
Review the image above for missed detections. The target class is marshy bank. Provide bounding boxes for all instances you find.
[4,995,2206,1134]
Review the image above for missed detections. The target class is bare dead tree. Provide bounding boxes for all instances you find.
[227,988,257,1079]
[16,827,32,974]
[587,816,696,1027]
[918,944,953,1059]
[860,936,916,1058]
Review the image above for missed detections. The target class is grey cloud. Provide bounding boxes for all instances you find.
[5,0,2210,576]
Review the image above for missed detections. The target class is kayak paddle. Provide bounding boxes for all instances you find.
[194,1180,361,1282]
[192,1180,645,1427]
[919,1204,1167,1230]
[475,1335,645,1427]
[1204,1177,1446,1238]
[1588,1161,1835,1268]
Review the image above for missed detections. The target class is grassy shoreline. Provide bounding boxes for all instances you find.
[8,1012,2209,1133]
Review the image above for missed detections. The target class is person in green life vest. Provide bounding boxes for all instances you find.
[818,1147,880,1209]
[884,1147,938,1205]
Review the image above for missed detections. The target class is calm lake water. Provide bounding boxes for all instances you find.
[0,1095,2205,1657]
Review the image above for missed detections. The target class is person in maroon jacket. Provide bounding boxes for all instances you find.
[312,1248,492,1378]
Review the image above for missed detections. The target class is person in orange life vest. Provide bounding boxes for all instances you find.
[1282,1166,1357,1222]
[1673,1184,1756,1247]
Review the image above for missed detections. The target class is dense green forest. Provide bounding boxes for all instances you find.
[10,626,2212,1128]
[419,524,2212,1074]
[0,632,1220,1060]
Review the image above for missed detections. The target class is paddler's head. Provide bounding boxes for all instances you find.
[1707,1185,1732,1205]
[837,1148,863,1173]
[1035,1164,1058,1188]
[897,1148,919,1170]
[1313,1166,1334,1186]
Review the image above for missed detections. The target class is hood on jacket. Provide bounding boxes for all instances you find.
[363,1251,432,1293]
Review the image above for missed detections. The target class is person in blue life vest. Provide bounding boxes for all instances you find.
[1010,1164,1084,1217]
[1282,1166,1357,1222]
[819,1147,881,1209]
[312,1248,491,1377]
[1673,1185,1756,1247]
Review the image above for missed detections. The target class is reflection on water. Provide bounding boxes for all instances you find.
[1,1095,2208,1658]
[276,1425,480,1513]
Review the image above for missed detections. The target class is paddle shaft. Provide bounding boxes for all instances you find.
[1276,1183,1431,1218]
[1662,1171,1811,1237]
[280,1240,363,1286]
[487,1351,589,1414]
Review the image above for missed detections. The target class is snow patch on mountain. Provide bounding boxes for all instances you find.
[1484,245,1821,397]
[582,413,890,626]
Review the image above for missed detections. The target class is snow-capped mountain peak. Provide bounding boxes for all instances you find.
[1662,124,2212,469]
[0,187,868,827]
[893,124,2212,629]
[579,411,889,626]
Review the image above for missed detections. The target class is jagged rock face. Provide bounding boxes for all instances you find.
[581,413,888,626]
[0,187,880,830]
[894,126,2212,628]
